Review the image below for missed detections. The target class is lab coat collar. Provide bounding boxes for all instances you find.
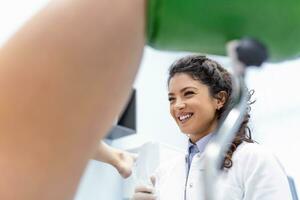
[186,133,214,155]
[185,133,214,170]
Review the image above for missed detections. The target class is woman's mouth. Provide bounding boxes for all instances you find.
[177,113,194,124]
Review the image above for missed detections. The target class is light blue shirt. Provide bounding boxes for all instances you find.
[186,133,214,176]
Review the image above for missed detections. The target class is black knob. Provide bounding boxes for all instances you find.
[236,38,268,67]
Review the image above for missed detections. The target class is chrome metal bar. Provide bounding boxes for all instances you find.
[203,41,249,200]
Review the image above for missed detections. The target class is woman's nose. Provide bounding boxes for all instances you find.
[175,101,186,109]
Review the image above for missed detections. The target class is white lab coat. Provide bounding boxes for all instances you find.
[154,142,292,200]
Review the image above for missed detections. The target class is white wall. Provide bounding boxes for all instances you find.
[246,60,300,189]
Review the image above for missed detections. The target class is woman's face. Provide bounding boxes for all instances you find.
[168,73,220,142]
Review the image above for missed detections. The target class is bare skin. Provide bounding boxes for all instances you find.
[93,141,137,178]
[0,0,145,199]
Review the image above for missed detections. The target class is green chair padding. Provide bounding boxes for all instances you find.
[147,0,300,61]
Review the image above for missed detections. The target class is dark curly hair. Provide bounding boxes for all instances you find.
[168,55,254,169]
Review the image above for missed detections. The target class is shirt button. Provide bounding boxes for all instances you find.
[189,183,193,188]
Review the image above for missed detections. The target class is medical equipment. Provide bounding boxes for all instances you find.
[202,38,298,200]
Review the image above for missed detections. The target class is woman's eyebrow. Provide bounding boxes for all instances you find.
[168,87,197,96]
[180,87,197,92]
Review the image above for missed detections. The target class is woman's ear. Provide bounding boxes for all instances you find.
[215,91,228,110]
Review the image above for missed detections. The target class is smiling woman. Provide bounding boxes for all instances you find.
[133,55,292,200]
[167,55,250,168]
[168,73,221,143]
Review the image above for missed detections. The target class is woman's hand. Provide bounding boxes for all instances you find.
[132,176,157,200]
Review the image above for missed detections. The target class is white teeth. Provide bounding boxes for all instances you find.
[179,114,192,121]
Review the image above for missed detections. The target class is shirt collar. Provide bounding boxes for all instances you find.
[187,133,214,154]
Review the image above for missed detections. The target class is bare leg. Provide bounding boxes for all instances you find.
[0,0,145,199]
[93,141,136,178]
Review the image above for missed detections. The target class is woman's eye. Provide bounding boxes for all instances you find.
[184,91,195,96]
[168,97,175,102]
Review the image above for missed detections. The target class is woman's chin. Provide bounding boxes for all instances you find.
[181,130,194,137]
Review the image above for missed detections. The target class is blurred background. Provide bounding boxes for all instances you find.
[0,1,299,199]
